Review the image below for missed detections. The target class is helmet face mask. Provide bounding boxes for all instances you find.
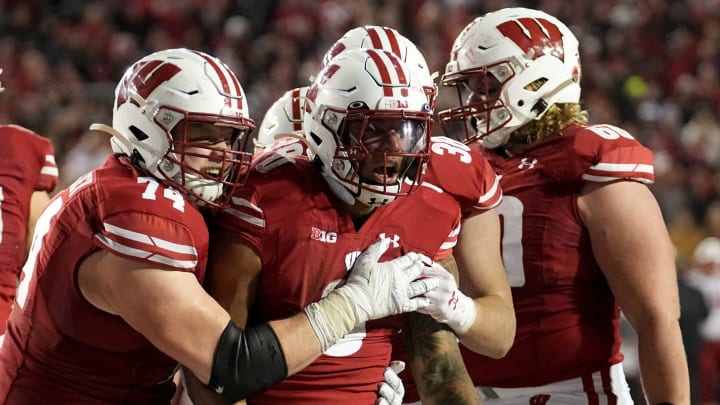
[439,7,582,148]
[167,118,252,205]
[305,48,432,207]
[111,48,255,208]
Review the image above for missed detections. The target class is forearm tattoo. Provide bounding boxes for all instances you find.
[403,255,478,404]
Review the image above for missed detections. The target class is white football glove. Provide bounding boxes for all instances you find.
[376,360,405,405]
[416,261,477,335]
[305,239,436,351]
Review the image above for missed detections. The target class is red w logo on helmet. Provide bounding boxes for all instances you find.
[497,18,564,61]
[116,60,181,109]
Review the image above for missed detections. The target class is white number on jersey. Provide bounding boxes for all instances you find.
[138,177,185,212]
[497,196,526,287]
[17,196,63,309]
[430,136,472,164]
[587,124,635,140]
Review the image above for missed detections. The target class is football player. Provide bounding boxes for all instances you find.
[0,68,58,336]
[0,48,439,404]
[254,86,308,154]
[439,7,689,404]
[320,26,517,404]
[189,48,482,404]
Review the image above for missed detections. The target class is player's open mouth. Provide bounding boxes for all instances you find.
[202,166,222,179]
[371,163,399,184]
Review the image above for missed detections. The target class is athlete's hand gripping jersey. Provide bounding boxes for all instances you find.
[216,139,462,404]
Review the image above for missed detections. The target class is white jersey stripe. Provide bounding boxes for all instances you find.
[95,234,197,269]
[103,222,153,244]
[147,254,197,269]
[439,240,457,250]
[41,166,59,177]
[45,155,56,164]
[449,224,461,238]
[151,236,198,255]
[103,222,198,255]
[224,207,266,228]
[420,181,443,193]
[477,174,501,203]
[581,174,653,184]
[231,196,263,213]
[589,162,654,174]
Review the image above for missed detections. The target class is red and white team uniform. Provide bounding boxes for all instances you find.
[216,141,461,405]
[0,125,58,333]
[0,155,209,404]
[462,123,654,399]
[415,136,502,216]
[396,135,502,403]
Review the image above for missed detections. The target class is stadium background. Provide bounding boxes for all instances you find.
[1,0,717,403]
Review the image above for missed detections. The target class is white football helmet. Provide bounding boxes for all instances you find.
[255,86,308,153]
[439,7,582,148]
[305,48,432,207]
[323,25,437,109]
[109,48,254,208]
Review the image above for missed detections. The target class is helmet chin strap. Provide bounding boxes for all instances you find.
[320,171,356,206]
[90,123,133,150]
[183,173,223,203]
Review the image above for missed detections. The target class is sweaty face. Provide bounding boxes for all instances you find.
[344,118,427,186]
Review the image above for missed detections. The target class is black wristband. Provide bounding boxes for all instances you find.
[208,321,288,401]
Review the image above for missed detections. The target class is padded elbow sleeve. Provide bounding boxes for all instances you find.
[208,321,288,401]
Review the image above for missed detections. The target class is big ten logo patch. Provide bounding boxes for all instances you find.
[310,227,337,243]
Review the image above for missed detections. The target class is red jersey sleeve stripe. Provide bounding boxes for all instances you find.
[103,222,198,255]
[223,196,266,228]
[582,162,654,184]
[94,234,198,269]
[477,174,502,205]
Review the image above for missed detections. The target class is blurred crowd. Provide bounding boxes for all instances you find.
[2,0,720,402]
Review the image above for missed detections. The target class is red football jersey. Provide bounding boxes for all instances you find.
[419,136,502,216]
[462,123,655,387]
[0,155,209,404]
[0,125,58,331]
[215,141,461,405]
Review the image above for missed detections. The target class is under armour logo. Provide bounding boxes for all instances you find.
[448,291,459,310]
[379,233,400,248]
[367,197,391,206]
[518,157,538,169]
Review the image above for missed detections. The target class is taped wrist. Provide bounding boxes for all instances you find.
[304,288,357,352]
[208,321,288,401]
[447,292,477,335]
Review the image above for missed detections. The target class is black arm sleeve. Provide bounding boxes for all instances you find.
[207,321,288,401]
